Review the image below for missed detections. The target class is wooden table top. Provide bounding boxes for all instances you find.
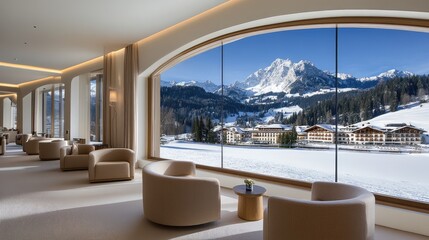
[233,185,266,196]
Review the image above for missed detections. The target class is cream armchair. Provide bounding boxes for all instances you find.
[88,148,135,183]
[25,137,51,155]
[142,160,221,226]
[0,136,6,155]
[39,140,68,160]
[19,134,32,151]
[263,181,375,240]
[60,144,95,171]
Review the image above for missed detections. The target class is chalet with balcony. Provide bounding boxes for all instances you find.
[304,124,336,143]
[352,125,386,145]
[384,125,425,145]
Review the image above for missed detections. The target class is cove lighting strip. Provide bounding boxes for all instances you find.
[0,62,61,74]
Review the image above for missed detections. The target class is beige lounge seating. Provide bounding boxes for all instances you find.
[0,136,6,155]
[18,134,32,150]
[88,148,135,183]
[263,181,375,240]
[39,140,68,160]
[143,160,221,226]
[25,137,50,155]
[4,130,18,144]
[60,144,95,171]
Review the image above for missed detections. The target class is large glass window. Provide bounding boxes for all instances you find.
[41,84,65,138]
[42,88,52,135]
[160,46,222,167]
[90,73,103,142]
[157,24,429,204]
[337,26,429,202]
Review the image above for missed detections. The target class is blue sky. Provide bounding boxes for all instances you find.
[162,27,429,85]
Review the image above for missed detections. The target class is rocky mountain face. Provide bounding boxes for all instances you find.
[162,58,414,98]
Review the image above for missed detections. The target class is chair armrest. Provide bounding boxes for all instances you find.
[60,146,72,170]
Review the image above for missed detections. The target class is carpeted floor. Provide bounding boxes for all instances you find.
[1,144,428,240]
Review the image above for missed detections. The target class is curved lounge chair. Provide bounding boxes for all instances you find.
[263,181,375,240]
[142,160,221,226]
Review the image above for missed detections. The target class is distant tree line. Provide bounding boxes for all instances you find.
[278,127,298,147]
[191,116,217,143]
[161,86,257,135]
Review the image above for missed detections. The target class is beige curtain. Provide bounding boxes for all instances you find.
[103,53,114,147]
[123,43,138,150]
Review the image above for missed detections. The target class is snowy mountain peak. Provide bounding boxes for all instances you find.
[378,69,414,78]
[336,73,354,80]
[238,58,333,95]
[161,79,220,93]
[359,69,414,82]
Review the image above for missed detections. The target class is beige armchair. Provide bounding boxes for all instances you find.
[60,144,95,171]
[25,137,50,155]
[0,136,6,155]
[4,130,17,144]
[88,148,135,183]
[263,181,375,240]
[39,140,68,160]
[18,134,32,150]
[142,160,221,226]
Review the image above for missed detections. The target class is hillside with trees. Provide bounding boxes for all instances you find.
[161,75,429,136]
[284,75,429,126]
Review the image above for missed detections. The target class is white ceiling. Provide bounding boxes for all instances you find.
[0,0,227,85]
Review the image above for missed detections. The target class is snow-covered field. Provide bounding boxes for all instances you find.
[357,101,429,131]
[161,141,429,202]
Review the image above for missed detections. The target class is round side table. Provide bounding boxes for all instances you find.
[233,184,266,221]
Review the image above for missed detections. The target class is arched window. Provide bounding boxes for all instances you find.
[153,22,429,206]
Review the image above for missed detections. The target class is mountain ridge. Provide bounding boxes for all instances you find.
[161,58,415,97]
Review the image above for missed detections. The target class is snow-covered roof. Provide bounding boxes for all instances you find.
[388,125,426,133]
[227,126,244,134]
[353,125,386,133]
[295,125,309,133]
[304,124,335,133]
[255,124,292,130]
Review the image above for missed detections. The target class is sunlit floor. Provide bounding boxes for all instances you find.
[0,144,428,240]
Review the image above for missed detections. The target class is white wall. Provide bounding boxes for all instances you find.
[35,88,42,134]
[69,75,91,142]
[70,76,80,139]
[3,98,12,128]
[22,93,32,134]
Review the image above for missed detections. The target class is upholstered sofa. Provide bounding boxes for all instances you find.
[39,140,68,160]
[88,148,135,183]
[263,181,375,240]
[60,144,95,171]
[142,160,221,226]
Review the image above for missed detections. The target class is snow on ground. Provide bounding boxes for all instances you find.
[358,101,429,132]
[161,141,429,202]
[302,88,357,97]
[262,105,302,123]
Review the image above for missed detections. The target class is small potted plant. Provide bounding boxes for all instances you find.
[244,178,255,191]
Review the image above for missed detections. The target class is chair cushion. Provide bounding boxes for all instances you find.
[95,161,130,180]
